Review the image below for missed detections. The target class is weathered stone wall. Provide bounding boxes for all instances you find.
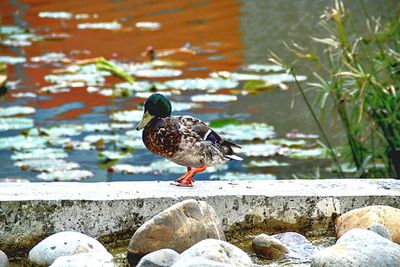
[1,179,400,256]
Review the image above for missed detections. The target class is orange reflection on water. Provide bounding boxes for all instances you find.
[2,0,243,121]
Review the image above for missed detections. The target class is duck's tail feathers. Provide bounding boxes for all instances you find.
[226,154,243,161]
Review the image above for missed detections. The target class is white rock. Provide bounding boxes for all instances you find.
[0,250,9,267]
[49,252,114,267]
[136,249,179,267]
[311,229,400,267]
[28,231,109,266]
[172,239,252,267]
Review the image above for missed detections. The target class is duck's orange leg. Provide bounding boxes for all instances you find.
[174,165,207,187]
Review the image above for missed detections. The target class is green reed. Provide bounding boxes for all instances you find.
[271,0,400,177]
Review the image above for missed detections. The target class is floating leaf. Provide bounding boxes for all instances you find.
[208,118,243,128]
[0,106,35,117]
[191,94,238,102]
[210,172,276,180]
[164,78,238,90]
[0,56,26,65]
[245,159,289,168]
[31,52,67,63]
[214,123,275,141]
[84,134,123,143]
[11,148,68,161]
[211,71,307,84]
[0,135,47,150]
[0,25,25,35]
[63,141,94,150]
[285,148,328,159]
[241,143,283,157]
[0,117,34,131]
[116,138,145,149]
[115,81,166,92]
[242,64,285,73]
[45,73,106,87]
[12,92,37,98]
[98,150,132,161]
[286,129,319,139]
[38,11,73,19]
[40,84,71,93]
[132,68,182,78]
[111,110,143,122]
[37,170,93,181]
[15,159,79,172]
[268,139,307,148]
[135,21,161,31]
[1,39,32,47]
[109,164,153,174]
[77,22,122,30]
[243,80,274,91]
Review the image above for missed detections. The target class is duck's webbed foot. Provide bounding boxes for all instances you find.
[172,164,207,187]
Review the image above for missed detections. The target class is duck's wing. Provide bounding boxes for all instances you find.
[174,116,243,161]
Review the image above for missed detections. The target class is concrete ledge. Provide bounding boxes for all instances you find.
[1,179,400,255]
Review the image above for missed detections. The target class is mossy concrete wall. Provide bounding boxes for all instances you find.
[1,179,400,256]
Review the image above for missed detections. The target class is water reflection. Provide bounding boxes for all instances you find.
[0,0,389,182]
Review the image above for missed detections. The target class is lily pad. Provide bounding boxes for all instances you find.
[63,141,94,150]
[37,170,93,181]
[286,129,319,139]
[77,22,122,30]
[0,135,47,150]
[84,134,123,143]
[111,110,143,122]
[164,78,239,90]
[15,159,79,172]
[115,81,167,92]
[210,71,307,84]
[268,139,307,148]
[214,123,275,141]
[31,52,67,63]
[245,159,289,168]
[134,91,172,99]
[0,56,26,65]
[133,68,182,78]
[191,94,238,102]
[285,148,328,159]
[40,84,71,93]
[38,11,73,19]
[242,64,285,73]
[208,118,243,128]
[0,106,35,117]
[12,92,37,98]
[98,150,132,161]
[0,25,25,35]
[210,172,276,180]
[0,117,34,131]
[135,21,161,31]
[1,39,32,47]
[241,143,283,157]
[11,148,68,161]
[109,164,153,174]
[45,73,106,87]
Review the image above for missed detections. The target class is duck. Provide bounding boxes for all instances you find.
[136,93,243,187]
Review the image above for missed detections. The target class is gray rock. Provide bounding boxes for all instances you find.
[252,234,289,260]
[136,249,179,267]
[28,231,110,266]
[367,223,392,241]
[172,239,252,267]
[0,250,9,267]
[49,252,114,267]
[173,257,236,267]
[272,232,318,258]
[311,229,400,267]
[128,199,225,261]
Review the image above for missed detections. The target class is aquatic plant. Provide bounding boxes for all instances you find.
[271,0,400,177]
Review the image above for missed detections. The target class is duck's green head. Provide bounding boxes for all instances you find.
[136,93,172,130]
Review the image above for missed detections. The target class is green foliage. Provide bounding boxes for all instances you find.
[208,118,243,128]
[271,0,400,177]
[96,57,134,84]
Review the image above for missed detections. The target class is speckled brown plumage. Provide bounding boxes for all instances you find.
[142,116,181,158]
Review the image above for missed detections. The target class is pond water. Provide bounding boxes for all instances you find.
[0,0,387,182]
